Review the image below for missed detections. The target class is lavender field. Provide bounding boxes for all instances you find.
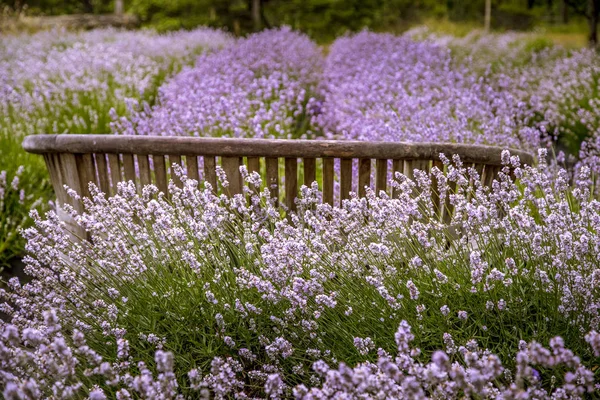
[2,27,600,398]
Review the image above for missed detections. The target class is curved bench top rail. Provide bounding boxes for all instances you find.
[23,134,535,166]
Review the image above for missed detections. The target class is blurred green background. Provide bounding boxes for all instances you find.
[0,0,595,45]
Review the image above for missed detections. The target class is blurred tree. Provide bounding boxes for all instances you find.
[0,0,591,41]
[564,0,600,45]
[0,0,114,14]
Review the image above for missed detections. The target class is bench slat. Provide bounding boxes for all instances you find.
[44,154,67,206]
[222,156,242,195]
[107,154,122,195]
[391,159,403,198]
[304,157,316,187]
[58,153,83,212]
[358,158,370,198]
[322,158,334,206]
[376,159,387,196]
[152,155,168,195]
[285,158,297,212]
[122,153,136,186]
[203,156,217,192]
[169,155,183,188]
[340,158,352,205]
[137,154,152,188]
[76,153,96,199]
[95,154,110,194]
[186,155,200,183]
[247,157,260,175]
[266,157,279,205]
[431,159,444,218]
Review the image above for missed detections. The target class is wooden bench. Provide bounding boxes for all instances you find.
[23,134,534,234]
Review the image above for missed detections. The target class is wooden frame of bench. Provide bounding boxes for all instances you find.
[23,134,534,230]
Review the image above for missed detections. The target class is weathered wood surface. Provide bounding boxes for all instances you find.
[23,135,535,166]
[25,134,535,229]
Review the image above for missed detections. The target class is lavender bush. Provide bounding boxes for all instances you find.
[2,151,599,397]
[112,27,323,139]
[0,27,231,263]
[313,31,542,150]
[1,27,232,137]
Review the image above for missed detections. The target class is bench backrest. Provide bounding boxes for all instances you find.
[23,134,534,219]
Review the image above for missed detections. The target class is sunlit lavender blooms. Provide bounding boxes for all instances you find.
[112,27,323,138]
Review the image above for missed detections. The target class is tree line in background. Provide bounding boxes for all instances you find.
[1,0,599,44]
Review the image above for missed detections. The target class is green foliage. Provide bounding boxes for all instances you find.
[0,133,52,269]
[2,0,115,15]
[493,3,537,30]
[129,0,255,33]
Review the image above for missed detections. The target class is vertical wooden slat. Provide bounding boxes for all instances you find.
[266,157,279,205]
[410,160,429,197]
[375,159,387,196]
[391,159,403,198]
[247,157,260,175]
[44,154,68,206]
[431,159,445,219]
[75,153,96,199]
[57,153,85,238]
[107,154,122,195]
[340,158,353,205]
[169,155,183,188]
[443,181,457,225]
[137,154,152,189]
[482,166,498,188]
[474,163,485,185]
[152,155,168,195]
[94,154,110,195]
[203,156,217,192]
[222,156,242,195]
[403,160,415,181]
[303,157,316,186]
[246,157,261,193]
[122,153,136,186]
[58,153,83,211]
[358,158,371,198]
[285,158,298,212]
[322,158,334,206]
[186,155,200,183]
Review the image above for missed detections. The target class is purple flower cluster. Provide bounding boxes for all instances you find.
[298,321,595,399]
[313,31,541,149]
[1,151,600,397]
[1,27,232,136]
[112,27,323,138]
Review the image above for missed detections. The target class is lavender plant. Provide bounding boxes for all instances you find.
[2,151,599,397]
[0,27,232,263]
[313,31,542,150]
[111,27,323,139]
[1,27,232,137]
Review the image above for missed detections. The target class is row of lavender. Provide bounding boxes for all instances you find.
[2,153,600,398]
[2,27,600,398]
[114,29,600,160]
[0,27,233,267]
